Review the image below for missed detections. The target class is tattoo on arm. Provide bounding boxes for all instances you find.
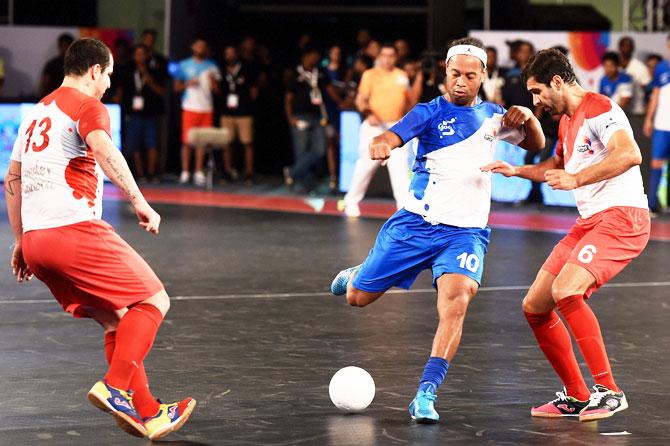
[4,173,21,197]
[104,155,138,202]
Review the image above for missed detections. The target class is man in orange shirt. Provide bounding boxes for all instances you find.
[343,42,412,217]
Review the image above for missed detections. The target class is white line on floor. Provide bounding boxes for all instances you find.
[1,281,669,305]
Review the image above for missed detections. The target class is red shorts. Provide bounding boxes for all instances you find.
[182,110,213,144]
[23,220,164,318]
[541,206,650,297]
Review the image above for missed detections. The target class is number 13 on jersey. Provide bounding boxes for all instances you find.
[24,117,52,153]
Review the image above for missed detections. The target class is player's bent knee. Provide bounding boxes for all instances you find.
[437,292,471,320]
[140,289,170,316]
[346,289,366,307]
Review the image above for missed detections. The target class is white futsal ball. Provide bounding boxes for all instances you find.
[329,366,375,413]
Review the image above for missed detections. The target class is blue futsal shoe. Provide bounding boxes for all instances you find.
[409,390,440,423]
[330,265,361,296]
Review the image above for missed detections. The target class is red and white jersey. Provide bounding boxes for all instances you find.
[556,92,647,218]
[10,87,110,232]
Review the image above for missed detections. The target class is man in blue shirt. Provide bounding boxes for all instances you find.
[644,33,670,213]
[599,52,633,110]
[330,37,545,423]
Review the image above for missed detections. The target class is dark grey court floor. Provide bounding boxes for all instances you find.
[0,199,668,445]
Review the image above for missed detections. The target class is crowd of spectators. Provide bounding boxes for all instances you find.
[9,29,666,207]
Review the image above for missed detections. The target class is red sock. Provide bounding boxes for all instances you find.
[104,331,160,418]
[105,304,163,391]
[525,310,590,400]
[556,294,619,392]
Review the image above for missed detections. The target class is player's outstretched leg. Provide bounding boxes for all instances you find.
[409,274,476,423]
[522,270,591,417]
[103,329,197,439]
[88,291,169,437]
[552,265,627,422]
[330,265,361,296]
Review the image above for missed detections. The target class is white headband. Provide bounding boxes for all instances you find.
[446,45,487,69]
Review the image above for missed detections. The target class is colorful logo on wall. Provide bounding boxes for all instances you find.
[568,32,609,71]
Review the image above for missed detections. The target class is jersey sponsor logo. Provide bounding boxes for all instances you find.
[576,135,593,154]
[438,118,457,138]
[484,126,498,142]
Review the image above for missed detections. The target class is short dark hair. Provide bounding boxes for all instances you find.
[64,38,112,77]
[449,37,485,51]
[522,48,577,86]
[485,46,497,55]
[601,51,620,65]
[142,29,157,38]
[380,41,397,52]
[58,33,74,47]
[647,53,663,63]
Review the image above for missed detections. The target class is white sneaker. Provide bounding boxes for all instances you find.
[179,171,190,184]
[193,171,207,187]
[344,203,361,218]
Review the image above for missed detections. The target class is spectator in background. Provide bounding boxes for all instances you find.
[107,38,133,103]
[323,44,350,192]
[644,34,670,214]
[355,29,373,56]
[412,51,445,104]
[645,53,663,101]
[619,36,651,115]
[284,47,338,192]
[395,39,412,67]
[599,52,632,109]
[502,40,547,204]
[119,44,167,182]
[140,29,168,77]
[364,40,382,61]
[219,45,258,185]
[39,33,74,98]
[482,46,504,104]
[174,38,221,186]
[342,42,411,217]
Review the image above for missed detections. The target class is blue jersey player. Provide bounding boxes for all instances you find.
[330,37,545,423]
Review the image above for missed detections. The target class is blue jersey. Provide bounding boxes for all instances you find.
[599,72,632,104]
[389,96,524,228]
[650,60,670,131]
[175,57,221,112]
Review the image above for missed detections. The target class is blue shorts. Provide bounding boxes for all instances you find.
[652,129,670,159]
[124,115,158,154]
[352,209,491,292]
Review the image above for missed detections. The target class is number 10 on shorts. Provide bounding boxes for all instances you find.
[457,252,480,273]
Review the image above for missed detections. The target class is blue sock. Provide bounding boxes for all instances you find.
[417,357,449,395]
[649,168,662,210]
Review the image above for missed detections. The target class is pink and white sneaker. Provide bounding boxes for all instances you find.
[531,387,589,418]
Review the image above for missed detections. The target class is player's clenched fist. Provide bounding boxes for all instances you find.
[480,160,518,177]
[502,105,534,128]
[369,137,392,161]
[545,169,578,190]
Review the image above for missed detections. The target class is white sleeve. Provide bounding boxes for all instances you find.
[10,125,23,162]
[588,102,633,147]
